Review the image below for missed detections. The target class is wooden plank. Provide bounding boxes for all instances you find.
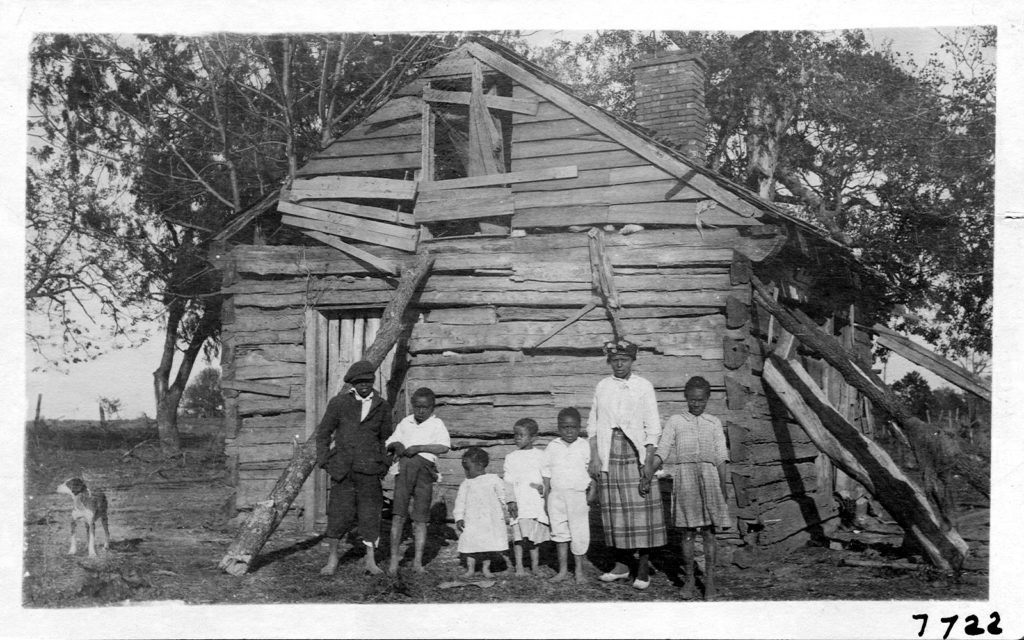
[422,56,478,78]
[221,379,292,397]
[287,198,415,227]
[280,201,418,245]
[465,42,764,219]
[425,307,497,325]
[512,180,709,210]
[425,271,734,293]
[364,95,423,124]
[512,117,601,142]
[303,308,320,531]
[422,87,538,115]
[336,118,422,141]
[419,165,577,191]
[295,153,421,176]
[511,137,624,159]
[420,98,435,181]
[229,244,411,277]
[872,324,991,402]
[731,251,752,285]
[417,186,513,202]
[299,230,397,274]
[418,287,745,310]
[328,317,342,399]
[511,92,571,123]
[283,213,417,252]
[415,190,515,223]
[313,135,421,158]
[227,276,394,298]
[289,176,417,200]
[409,316,725,354]
[512,202,762,228]
[235,362,306,380]
[511,149,646,172]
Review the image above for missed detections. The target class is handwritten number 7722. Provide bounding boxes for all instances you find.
[913,612,1002,638]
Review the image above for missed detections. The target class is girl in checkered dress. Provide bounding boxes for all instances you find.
[642,376,730,600]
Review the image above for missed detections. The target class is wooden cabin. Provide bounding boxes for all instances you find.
[217,37,888,552]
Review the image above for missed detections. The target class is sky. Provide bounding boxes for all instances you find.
[20,25,988,420]
[1,1,1022,638]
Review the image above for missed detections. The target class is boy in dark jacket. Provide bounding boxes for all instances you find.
[314,360,393,575]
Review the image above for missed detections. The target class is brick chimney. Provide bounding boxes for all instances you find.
[631,50,708,162]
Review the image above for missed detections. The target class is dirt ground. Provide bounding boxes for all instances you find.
[22,419,988,607]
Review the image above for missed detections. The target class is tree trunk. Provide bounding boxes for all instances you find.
[156,389,183,451]
[218,254,434,576]
[764,356,969,572]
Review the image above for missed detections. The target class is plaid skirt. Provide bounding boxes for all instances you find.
[598,429,667,549]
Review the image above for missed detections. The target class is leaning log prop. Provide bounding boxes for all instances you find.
[218,254,434,576]
[763,356,969,573]
[750,277,990,501]
[750,276,971,571]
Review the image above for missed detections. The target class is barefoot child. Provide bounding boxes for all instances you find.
[642,376,730,600]
[385,387,451,574]
[454,447,517,578]
[503,418,551,576]
[542,407,594,584]
[313,360,393,576]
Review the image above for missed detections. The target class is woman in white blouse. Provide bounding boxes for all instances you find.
[587,339,667,590]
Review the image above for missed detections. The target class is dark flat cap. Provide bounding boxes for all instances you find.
[344,360,376,383]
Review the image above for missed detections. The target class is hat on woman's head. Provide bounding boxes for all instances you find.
[344,360,376,383]
[603,339,638,359]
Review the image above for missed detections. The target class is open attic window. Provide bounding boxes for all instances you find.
[420,71,514,238]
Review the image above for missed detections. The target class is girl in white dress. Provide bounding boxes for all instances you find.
[454,447,517,578]
[503,418,551,575]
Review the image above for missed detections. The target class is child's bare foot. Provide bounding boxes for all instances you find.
[387,559,400,574]
[481,567,494,578]
[412,563,426,574]
[549,572,570,583]
[575,571,588,584]
[364,555,383,576]
[515,566,529,577]
[462,568,475,579]
[320,557,339,576]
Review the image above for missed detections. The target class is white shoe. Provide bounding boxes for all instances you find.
[598,571,630,582]
[632,577,651,590]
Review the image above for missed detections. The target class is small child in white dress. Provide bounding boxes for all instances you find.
[454,447,517,578]
[503,418,551,576]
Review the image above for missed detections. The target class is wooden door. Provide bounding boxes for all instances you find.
[303,308,397,531]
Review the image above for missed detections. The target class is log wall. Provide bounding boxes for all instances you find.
[220,69,864,547]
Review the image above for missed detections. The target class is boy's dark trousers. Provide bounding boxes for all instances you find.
[326,471,383,545]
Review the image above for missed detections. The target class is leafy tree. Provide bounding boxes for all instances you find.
[529,28,993,360]
[892,371,934,421]
[182,367,224,418]
[28,33,454,452]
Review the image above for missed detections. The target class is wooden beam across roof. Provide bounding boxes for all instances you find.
[869,323,991,402]
[298,230,397,275]
[280,201,418,252]
[463,41,763,221]
[422,87,539,115]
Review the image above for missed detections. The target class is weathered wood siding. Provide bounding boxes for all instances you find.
[220,64,870,549]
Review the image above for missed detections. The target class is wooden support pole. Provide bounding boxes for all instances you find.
[764,355,969,572]
[34,394,42,429]
[587,228,626,340]
[218,254,435,576]
[869,323,991,402]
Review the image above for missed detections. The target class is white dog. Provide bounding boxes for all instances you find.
[57,478,109,557]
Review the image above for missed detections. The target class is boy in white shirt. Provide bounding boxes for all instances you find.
[385,387,451,573]
[542,407,596,584]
